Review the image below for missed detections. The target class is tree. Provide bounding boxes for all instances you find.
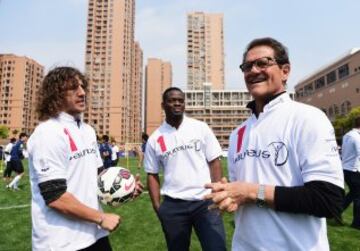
[333,106,360,138]
[12,129,19,137]
[347,106,360,126]
[0,125,9,139]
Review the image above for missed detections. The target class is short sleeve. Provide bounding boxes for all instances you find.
[28,128,69,183]
[95,144,103,168]
[144,137,160,174]
[5,144,12,153]
[295,109,344,188]
[354,134,360,156]
[90,128,103,168]
[202,123,222,162]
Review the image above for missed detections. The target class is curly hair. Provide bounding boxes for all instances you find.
[36,66,88,121]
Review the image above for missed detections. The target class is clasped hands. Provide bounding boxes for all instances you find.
[204,177,257,213]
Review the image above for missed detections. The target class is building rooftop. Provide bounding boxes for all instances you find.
[296,48,360,88]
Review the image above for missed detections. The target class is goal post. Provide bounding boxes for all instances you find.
[123,142,143,170]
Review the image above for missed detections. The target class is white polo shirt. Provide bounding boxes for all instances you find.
[111,145,119,161]
[228,93,343,251]
[4,142,13,163]
[341,128,360,172]
[28,112,107,251]
[144,115,222,200]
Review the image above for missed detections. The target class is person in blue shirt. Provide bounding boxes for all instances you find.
[99,135,112,170]
[7,132,28,190]
[141,133,149,153]
[137,133,149,169]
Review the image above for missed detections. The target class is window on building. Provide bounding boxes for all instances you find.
[333,104,339,116]
[314,77,325,89]
[328,106,334,117]
[304,83,314,95]
[340,100,351,115]
[329,104,340,117]
[338,64,349,79]
[296,88,304,98]
[326,70,336,85]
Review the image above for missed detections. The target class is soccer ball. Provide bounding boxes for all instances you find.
[97,166,136,207]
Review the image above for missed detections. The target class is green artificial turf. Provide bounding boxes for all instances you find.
[0,158,359,250]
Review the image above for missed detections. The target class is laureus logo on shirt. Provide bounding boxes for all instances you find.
[161,139,201,159]
[325,134,340,157]
[268,142,289,166]
[234,141,289,167]
[69,147,97,161]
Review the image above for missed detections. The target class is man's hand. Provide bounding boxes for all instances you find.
[132,173,144,199]
[98,213,121,232]
[204,178,258,213]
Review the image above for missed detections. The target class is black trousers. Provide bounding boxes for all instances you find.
[3,161,12,178]
[9,159,24,173]
[343,170,360,228]
[158,196,226,251]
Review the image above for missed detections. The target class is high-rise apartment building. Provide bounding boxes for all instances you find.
[295,48,360,121]
[84,0,143,143]
[187,12,224,90]
[145,58,172,135]
[185,84,296,148]
[184,84,251,148]
[130,41,143,142]
[0,54,44,134]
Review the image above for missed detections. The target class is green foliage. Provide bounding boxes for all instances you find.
[0,158,359,250]
[0,125,9,139]
[348,106,360,124]
[333,106,360,137]
[11,129,19,137]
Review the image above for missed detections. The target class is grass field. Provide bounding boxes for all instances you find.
[0,158,359,251]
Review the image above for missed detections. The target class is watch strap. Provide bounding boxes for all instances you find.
[256,184,266,208]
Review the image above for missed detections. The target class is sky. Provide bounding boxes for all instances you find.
[1,0,360,91]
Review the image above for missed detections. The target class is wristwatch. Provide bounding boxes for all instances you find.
[256,184,267,208]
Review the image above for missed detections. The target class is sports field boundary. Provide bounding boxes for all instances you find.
[0,204,30,210]
[0,191,149,211]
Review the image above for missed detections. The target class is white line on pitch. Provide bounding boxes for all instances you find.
[0,192,150,210]
[0,204,30,210]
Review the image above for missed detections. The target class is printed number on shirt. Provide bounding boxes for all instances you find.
[157,136,167,152]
